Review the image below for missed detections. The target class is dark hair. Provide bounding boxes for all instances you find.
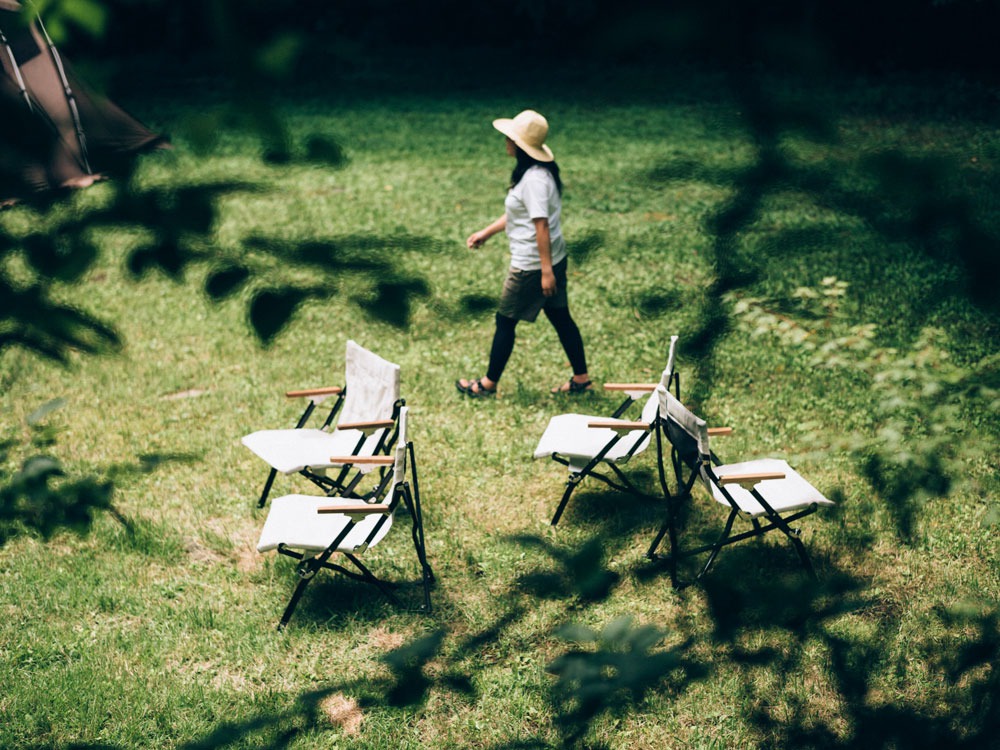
[509,144,563,195]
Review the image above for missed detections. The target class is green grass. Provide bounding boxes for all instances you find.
[2,62,999,748]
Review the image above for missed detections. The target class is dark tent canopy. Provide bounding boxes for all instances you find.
[1,0,165,203]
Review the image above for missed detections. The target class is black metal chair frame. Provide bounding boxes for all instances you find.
[274,440,434,631]
[548,372,680,526]
[648,402,821,590]
[256,395,405,507]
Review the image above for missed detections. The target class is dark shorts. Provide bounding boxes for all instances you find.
[497,258,569,322]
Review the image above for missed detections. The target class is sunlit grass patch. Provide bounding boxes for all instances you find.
[2,62,999,748]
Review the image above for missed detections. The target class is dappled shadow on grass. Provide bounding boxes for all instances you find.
[271,572,435,632]
[646,127,1000,324]
[10,45,1000,750]
[628,526,1000,748]
[553,483,663,537]
[567,232,604,267]
[639,68,1000,417]
[104,452,202,482]
[698,555,864,642]
[2,177,253,362]
[698,561,999,748]
[544,616,707,748]
[239,233,435,335]
[278,575,395,627]
[458,293,498,315]
[511,535,620,603]
[634,509,844,596]
[496,532,713,745]
[2,173,440,365]
[422,291,497,325]
[633,288,684,320]
[32,522,998,749]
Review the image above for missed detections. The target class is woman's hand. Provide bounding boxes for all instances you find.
[467,216,507,249]
[541,267,557,297]
[534,217,556,296]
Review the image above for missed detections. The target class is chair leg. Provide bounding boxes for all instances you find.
[749,489,820,581]
[695,509,738,583]
[646,519,681,589]
[278,572,314,631]
[404,501,435,609]
[550,474,581,526]
[646,519,670,559]
[649,424,679,586]
[786,528,818,580]
[258,468,278,508]
[404,448,435,613]
[343,554,402,607]
[276,520,358,630]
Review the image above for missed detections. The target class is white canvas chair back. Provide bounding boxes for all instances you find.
[538,334,681,525]
[660,334,679,389]
[639,335,680,425]
[339,340,401,424]
[657,384,832,516]
[392,406,409,487]
[650,383,833,586]
[657,384,710,466]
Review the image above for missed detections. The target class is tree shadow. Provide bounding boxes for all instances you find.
[567,231,604,267]
[6,5,1000,749]
[510,534,620,604]
[556,481,663,535]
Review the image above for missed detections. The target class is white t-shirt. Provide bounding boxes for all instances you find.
[504,165,567,271]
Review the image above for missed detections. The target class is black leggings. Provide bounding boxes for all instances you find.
[486,307,588,383]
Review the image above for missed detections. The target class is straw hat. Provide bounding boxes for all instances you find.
[492,110,554,162]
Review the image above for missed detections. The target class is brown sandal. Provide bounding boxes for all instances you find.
[552,378,593,394]
[456,377,497,398]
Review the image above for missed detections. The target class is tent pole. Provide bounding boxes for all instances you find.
[34,12,92,174]
[0,25,34,112]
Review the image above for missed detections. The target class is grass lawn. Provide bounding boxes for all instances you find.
[2,58,998,748]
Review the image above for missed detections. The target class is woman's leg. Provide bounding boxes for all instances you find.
[485,313,519,384]
[544,305,588,378]
[457,313,519,393]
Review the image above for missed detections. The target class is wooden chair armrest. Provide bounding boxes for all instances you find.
[707,427,733,437]
[718,471,785,489]
[317,502,391,517]
[336,419,395,433]
[603,383,658,392]
[328,455,395,466]
[588,419,650,433]
[285,386,343,398]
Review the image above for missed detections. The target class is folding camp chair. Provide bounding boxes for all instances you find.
[534,335,680,526]
[256,406,434,630]
[649,385,834,588]
[242,340,402,507]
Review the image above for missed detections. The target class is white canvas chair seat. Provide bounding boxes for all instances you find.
[533,414,652,471]
[707,458,833,517]
[535,335,679,525]
[257,494,394,554]
[257,407,434,630]
[242,340,402,506]
[242,427,385,476]
[650,385,833,587]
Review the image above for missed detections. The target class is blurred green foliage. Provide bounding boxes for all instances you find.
[1,0,426,547]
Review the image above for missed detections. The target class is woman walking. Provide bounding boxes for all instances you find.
[456,109,591,398]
